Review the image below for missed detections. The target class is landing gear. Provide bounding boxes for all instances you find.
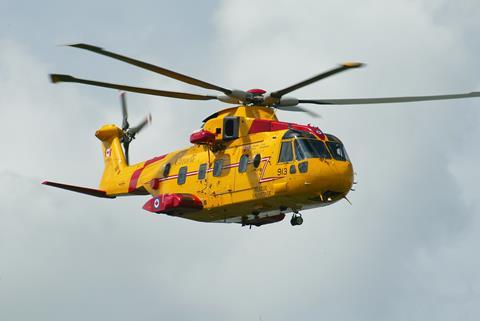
[290,212,303,226]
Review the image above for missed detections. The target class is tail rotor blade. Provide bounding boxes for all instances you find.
[129,114,152,137]
[120,92,129,130]
[123,140,130,166]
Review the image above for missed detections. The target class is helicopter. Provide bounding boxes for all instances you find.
[43,43,480,227]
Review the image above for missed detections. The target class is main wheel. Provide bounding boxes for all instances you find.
[290,215,303,226]
[290,217,297,226]
[296,216,303,225]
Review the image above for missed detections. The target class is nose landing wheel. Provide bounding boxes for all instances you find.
[290,212,303,226]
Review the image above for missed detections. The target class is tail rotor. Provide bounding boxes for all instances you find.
[118,92,152,165]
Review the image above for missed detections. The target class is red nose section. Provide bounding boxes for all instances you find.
[143,193,203,215]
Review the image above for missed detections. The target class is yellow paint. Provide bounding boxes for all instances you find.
[97,105,354,223]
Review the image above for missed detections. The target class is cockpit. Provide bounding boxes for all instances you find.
[279,130,350,162]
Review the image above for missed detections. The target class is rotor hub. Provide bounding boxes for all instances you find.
[247,88,266,95]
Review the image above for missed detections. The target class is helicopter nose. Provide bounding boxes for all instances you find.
[335,161,354,194]
[305,159,354,197]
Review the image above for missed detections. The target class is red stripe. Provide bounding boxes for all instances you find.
[128,154,167,193]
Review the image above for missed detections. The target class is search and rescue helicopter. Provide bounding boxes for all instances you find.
[43,44,480,227]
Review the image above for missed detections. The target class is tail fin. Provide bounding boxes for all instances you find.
[95,124,127,192]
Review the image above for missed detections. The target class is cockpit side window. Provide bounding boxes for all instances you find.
[294,140,306,161]
[279,141,294,163]
[326,141,349,161]
[325,133,350,161]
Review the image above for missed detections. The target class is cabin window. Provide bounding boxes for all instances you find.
[290,164,297,174]
[239,155,249,173]
[253,154,261,168]
[198,163,207,180]
[279,141,294,163]
[213,159,223,177]
[223,117,240,140]
[178,166,187,185]
[298,161,308,173]
[163,163,171,177]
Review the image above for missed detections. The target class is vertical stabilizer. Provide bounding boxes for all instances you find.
[95,124,127,192]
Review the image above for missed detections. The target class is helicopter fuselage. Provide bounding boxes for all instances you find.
[95,106,354,226]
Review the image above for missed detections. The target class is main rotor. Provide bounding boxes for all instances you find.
[50,43,480,114]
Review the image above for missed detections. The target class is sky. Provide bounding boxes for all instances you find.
[1,0,480,320]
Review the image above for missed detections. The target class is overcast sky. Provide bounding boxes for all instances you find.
[1,1,480,320]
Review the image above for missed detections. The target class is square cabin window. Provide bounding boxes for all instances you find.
[238,155,249,173]
[198,163,207,180]
[178,166,187,185]
[213,159,223,177]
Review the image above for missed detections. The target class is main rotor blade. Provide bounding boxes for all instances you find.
[50,74,219,101]
[299,91,480,105]
[270,62,363,99]
[68,43,233,96]
[276,105,320,118]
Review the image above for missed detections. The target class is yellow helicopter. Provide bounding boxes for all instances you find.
[43,44,480,227]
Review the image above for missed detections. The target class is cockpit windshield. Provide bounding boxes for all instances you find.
[282,129,316,140]
[294,139,331,160]
[278,130,351,163]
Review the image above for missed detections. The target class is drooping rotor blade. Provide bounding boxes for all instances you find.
[50,74,219,101]
[270,62,364,99]
[120,92,129,130]
[299,91,480,105]
[68,43,233,96]
[129,114,152,137]
[276,105,321,118]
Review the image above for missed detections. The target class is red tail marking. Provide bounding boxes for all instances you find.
[128,154,166,193]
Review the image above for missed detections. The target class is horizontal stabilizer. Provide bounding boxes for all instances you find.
[42,181,115,198]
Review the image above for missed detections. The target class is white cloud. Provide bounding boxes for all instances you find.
[1,1,480,320]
